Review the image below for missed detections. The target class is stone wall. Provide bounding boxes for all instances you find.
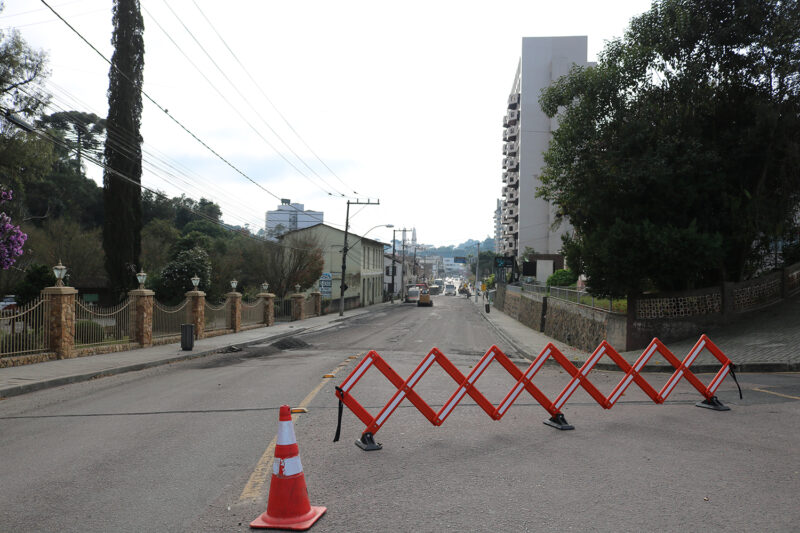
[544,297,626,352]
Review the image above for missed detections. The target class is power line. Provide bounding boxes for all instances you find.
[38,0,333,229]
[141,3,343,199]
[190,0,361,196]
[157,0,347,198]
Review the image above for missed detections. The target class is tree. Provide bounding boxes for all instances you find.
[262,235,324,297]
[38,111,106,172]
[537,0,800,297]
[103,0,145,296]
[0,14,53,201]
[13,264,54,306]
[0,187,26,270]
[154,247,211,304]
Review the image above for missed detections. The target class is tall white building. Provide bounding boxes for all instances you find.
[493,199,503,253]
[265,199,323,237]
[500,36,589,258]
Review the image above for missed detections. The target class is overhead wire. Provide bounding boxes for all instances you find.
[140,3,343,200]
[21,82,267,231]
[1,109,327,253]
[157,0,347,198]
[190,0,362,196]
[38,0,337,229]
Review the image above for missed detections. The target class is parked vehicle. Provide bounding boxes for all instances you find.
[429,284,441,295]
[418,288,433,307]
[444,284,456,296]
[0,295,16,312]
[405,286,421,304]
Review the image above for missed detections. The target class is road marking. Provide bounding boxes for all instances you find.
[752,387,800,401]
[239,353,362,502]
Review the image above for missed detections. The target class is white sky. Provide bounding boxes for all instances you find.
[2,0,652,247]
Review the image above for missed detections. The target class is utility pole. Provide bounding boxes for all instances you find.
[340,199,379,316]
[474,242,480,303]
[401,229,406,301]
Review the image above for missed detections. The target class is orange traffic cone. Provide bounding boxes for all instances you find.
[250,405,327,530]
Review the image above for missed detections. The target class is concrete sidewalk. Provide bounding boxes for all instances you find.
[473,291,800,373]
[0,307,376,399]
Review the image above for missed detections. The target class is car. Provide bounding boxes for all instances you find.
[417,288,433,307]
[0,295,16,312]
[444,284,456,296]
[405,286,421,304]
[429,284,441,295]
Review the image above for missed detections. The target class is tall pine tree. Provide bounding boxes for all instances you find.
[103,0,144,296]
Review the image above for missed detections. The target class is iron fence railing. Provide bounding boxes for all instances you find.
[153,299,189,338]
[274,298,292,322]
[241,298,266,326]
[74,299,131,347]
[0,297,50,357]
[204,300,229,331]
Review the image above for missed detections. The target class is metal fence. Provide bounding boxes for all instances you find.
[274,297,292,322]
[204,300,229,332]
[549,286,622,313]
[241,298,266,326]
[521,282,548,295]
[153,299,189,338]
[0,297,50,357]
[74,299,131,347]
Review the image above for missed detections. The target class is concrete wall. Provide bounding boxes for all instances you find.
[543,297,627,352]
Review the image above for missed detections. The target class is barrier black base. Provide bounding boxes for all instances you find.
[696,396,730,411]
[544,413,574,430]
[355,432,383,451]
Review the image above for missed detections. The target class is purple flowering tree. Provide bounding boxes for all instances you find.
[0,187,27,270]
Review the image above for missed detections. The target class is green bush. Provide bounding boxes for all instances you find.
[75,320,105,345]
[0,330,44,354]
[547,269,578,287]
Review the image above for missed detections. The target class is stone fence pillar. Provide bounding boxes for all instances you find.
[257,292,275,326]
[311,292,321,316]
[226,291,242,332]
[186,290,206,339]
[42,285,78,359]
[128,288,155,346]
[291,293,305,321]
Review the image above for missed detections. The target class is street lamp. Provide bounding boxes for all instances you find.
[136,270,147,290]
[230,279,238,290]
[191,273,200,289]
[295,283,301,294]
[53,261,67,287]
[340,223,394,317]
[261,281,269,293]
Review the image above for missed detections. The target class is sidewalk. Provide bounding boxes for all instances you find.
[473,291,800,373]
[0,307,375,399]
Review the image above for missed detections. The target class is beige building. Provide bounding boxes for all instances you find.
[285,223,386,308]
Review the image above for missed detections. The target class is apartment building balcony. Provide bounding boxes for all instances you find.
[503,156,519,171]
[505,109,519,124]
[508,92,520,109]
[503,141,518,155]
[506,172,519,188]
[506,188,519,203]
[503,125,518,141]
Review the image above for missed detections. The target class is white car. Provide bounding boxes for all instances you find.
[444,284,456,296]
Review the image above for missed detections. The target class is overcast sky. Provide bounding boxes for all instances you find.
[2,0,653,247]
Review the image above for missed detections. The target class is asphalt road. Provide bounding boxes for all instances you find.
[1,294,798,532]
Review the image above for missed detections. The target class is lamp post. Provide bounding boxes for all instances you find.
[191,273,200,290]
[136,271,147,290]
[261,281,269,293]
[230,279,238,291]
[340,223,393,317]
[53,261,67,287]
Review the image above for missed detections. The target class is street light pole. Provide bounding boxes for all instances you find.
[474,241,480,303]
[391,229,397,302]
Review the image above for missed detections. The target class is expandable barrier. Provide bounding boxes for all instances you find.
[334,334,740,450]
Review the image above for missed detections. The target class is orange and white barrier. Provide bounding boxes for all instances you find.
[334,334,740,449]
[251,405,326,530]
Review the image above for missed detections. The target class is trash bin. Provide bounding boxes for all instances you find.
[485,303,491,313]
[181,323,194,351]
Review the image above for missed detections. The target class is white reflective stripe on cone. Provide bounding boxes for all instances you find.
[276,420,297,445]
[274,456,303,476]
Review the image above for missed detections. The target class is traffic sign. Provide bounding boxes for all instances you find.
[319,273,332,297]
